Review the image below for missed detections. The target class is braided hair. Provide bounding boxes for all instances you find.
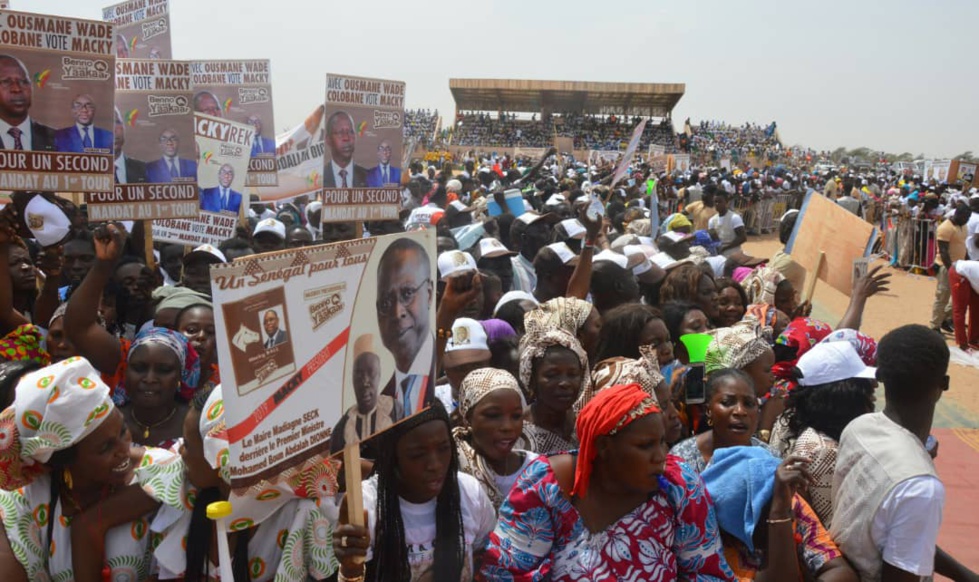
[367,400,465,582]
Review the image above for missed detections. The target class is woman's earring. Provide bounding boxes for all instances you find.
[706,415,713,427]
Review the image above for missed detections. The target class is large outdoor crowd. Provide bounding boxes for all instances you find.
[683,120,785,162]
[1,142,977,582]
[403,108,440,147]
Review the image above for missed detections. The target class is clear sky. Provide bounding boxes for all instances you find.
[25,0,979,158]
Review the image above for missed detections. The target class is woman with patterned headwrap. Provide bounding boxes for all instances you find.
[453,368,538,509]
[480,383,735,581]
[523,296,602,356]
[146,385,340,581]
[518,328,591,454]
[0,357,180,581]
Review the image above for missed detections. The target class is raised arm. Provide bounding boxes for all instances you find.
[32,245,64,330]
[64,224,125,374]
[836,264,890,331]
[566,205,601,300]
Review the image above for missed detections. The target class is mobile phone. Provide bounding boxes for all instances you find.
[586,194,605,222]
[684,364,706,405]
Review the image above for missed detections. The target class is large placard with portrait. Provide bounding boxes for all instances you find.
[322,73,404,223]
[0,10,115,193]
[209,229,437,488]
[102,0,171,60]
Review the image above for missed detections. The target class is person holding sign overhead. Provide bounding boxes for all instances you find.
[376,238,435,417]
[54,94,112,153]
[146,128,197,183]
[0,54,56,151]
[200,164,243,213]
[324,110,368,187]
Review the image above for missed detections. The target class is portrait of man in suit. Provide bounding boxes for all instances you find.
[262,308,288,348]
[54,94,112,153]
[194,90,222,118]
[323,110,367,188]
[366,139,402,187]
[112,108,147,184]
[247,114,275,157]
[0,54,56,152]
[146,128,197,182]
[377,238,435,417]
[200,164,243,213]
[329,334,402,454]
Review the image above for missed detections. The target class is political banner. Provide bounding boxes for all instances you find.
[513,147,547,160]
[209,230,437,487]
[0,10,115,193]
[647,143,666,157]
[255,105,325,205]
[191,59,276,187]
[87,58,195,222]
[674,153,691,173]
[589,150,621,164]
[323,73,405,223]
[950,160,976,188]
[102,0,170,60]
[152,113,252,246]
[610,119,647,187]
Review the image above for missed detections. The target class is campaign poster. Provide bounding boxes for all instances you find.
[610,119,647,187]
[87,58,195,221]
[322,73,405,223]
[210,230,436,487]
[102,0,171,60]
[191,59,276,187]
[0,10,115,193]
[255,105,325,205]
[151,113,252,246]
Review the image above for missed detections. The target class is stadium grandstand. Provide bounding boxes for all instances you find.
[446,79,685,153]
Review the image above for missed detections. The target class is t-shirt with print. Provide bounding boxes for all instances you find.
[362,472,496,581]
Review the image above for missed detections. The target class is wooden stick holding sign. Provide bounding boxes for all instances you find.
[343,444,365,529]
[803,251,825,303]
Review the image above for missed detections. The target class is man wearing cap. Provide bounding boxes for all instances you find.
[475,237,516,293]
[323,111,368,188]
[376,238,435,416]
[366,139,401,187]
[436,318,492,415]
[438,250,483,319]
[253,218,286,253]
[330,334,402,453]
[509,211,557,293]
[180,244,227,296]
[0,55,56,152]
[532,242,579,303]
[200,164,243,214]
[112,108,147,184]
[262,308,288,348]
[54,93,112,153]
[146,128,197,183]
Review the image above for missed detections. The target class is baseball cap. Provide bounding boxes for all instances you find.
[515,210,559,226]
[543,242,579,266]
[23,195,71,247]
[556,218,586,240]
[443,318,491,368]
[475,237,516,260]
[796,342,877,387]
[493,290,538,316]
[593,249,628,269]
[406,206,444,228]
[253,218,286,239]
[437,250,477,280]
[183,244,227,265]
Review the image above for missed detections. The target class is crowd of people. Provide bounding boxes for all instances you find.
[682,120,784,163]
[403,108,440,148]
[0,143,977,581]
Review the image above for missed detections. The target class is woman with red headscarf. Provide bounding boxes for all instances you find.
[479,383,734,581]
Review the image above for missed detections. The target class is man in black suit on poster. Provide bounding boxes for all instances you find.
[113,108,147,184]
[376,238,435,417]
[0,55,56,152]
[323,110,368,188]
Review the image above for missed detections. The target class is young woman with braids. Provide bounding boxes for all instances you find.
[332,400,496,582]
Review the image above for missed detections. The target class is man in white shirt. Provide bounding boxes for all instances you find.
[831,325,979,581]
[324,110,368,188]
[0,54,56,151]
[509,211,558,292]
[708,191,747,258]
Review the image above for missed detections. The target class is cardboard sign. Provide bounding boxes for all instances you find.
[151,113,252,245]
[92,58,196,220]
[786,191,878,295]
[322,74,405,223]
[209,230,437,488]
[0,10,115,193]
[191,59,276,187]
[611,119,647,187]
[102,0,171,59]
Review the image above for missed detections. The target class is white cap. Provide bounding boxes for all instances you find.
[515,210,558,226]
[660,230,694,244]
[545,242,579,266]
[24,196,71,247]
[443,317,490,367]
[446,179,462,192]
[437,250,477,280]
[253,218,286,239]
[476,237,515,259]
[650,251,678,270]
[184,244,227,264]
[593,249,628,269]
[557,218,586,240]
[493,290,538,316]
[796,342,877,386]
[610,233,640,251]
[545,193,567,207]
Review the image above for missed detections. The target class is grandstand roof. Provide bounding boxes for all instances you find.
[449,79,685,117]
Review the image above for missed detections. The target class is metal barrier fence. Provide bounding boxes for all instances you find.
[659,193,799,235]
